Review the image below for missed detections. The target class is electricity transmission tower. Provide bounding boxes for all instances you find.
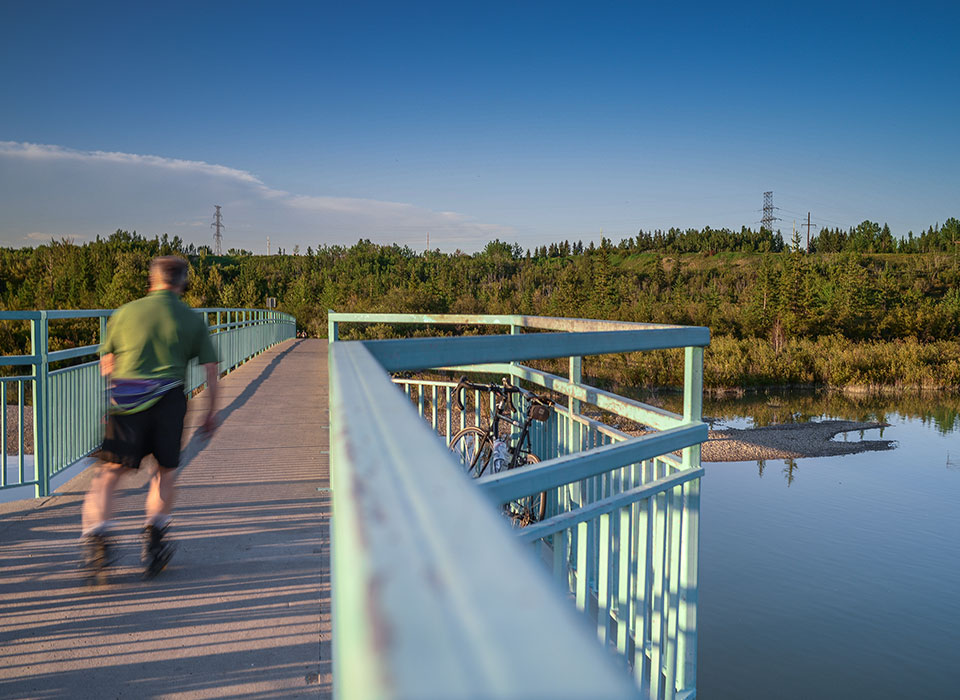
[761,191,781,234]
[211,205,225,255]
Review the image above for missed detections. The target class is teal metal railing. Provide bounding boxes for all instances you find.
[329,313,708,700]
[1,308,295,498]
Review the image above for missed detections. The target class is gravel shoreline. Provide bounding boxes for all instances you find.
[700,420,895,462]
[583,409,896,462]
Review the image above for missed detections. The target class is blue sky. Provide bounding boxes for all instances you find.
[1,1,957,252]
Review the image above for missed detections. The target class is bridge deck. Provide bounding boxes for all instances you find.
[0,339,331,698]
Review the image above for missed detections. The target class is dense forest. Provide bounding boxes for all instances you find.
[2,217,959,392]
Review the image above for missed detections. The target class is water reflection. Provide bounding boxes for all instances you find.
[757,457,801,485]
[831,425,889,442]
[697,402,960,699]
[608,383,960,435]
[782,457,798,486]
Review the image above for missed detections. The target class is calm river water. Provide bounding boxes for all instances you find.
[685,393,960,699]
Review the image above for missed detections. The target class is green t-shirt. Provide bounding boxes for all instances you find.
[100,290,218,382]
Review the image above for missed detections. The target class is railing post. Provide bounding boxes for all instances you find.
[99,314,108,432]
[682,346,703,439]
[567,354,582,511]
[242,310,249,361]
[568,354,582,456]
[328,310,338,343]
[212,311,221,377]
[676,345,703,694]
[31,313,50,498]
[568,356,581,422]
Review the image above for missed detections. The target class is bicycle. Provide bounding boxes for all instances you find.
[447,376,553,524]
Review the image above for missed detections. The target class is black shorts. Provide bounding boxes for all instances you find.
[98,389,188,470]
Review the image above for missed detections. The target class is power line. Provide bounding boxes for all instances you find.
[775,204,850,230]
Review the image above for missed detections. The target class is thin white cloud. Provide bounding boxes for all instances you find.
[0,141,263,186]
[0,141,515,249]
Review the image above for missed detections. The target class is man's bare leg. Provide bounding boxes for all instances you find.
[81,462,127,535]
[145,466,177,526]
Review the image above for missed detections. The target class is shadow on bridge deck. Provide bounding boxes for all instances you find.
[0,339,330,699]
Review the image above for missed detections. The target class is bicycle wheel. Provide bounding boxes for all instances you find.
[448,426,493,478]
[506,453,547,526]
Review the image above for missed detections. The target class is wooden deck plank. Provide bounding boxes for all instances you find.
[0,339,330,699]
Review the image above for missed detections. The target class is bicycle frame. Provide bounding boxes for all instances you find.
[477,392,538,474]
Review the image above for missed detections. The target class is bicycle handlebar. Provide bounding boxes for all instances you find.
[452,375,553,413]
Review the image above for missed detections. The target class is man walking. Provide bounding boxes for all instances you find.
[81,255,219,581]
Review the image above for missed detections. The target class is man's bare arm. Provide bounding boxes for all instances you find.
[202,362,219,437]
[100,353,114,377]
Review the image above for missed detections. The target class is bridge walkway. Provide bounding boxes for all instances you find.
[0,339,331,699]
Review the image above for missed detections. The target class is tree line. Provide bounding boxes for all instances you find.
[2,221,959,390]
[528,218,960,256]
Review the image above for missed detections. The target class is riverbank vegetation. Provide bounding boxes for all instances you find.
[2,219,959,391]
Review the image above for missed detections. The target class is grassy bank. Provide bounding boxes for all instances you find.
[580,336,960,393]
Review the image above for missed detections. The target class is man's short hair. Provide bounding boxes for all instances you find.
[150,256,190,289]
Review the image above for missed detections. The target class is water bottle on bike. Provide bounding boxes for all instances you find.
[491,439,509,473]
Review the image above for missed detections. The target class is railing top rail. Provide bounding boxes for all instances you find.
[514,314,691,332]
[444,361,684,430]
[329,340,641,699]
[0,310,43,320]
[328,311,698,333]
[0,354,41,367]
[194,307,295,316]
[516,466,705,544]
[0,309,112,320]
[329,311,517,327]
[1,307,295,367]
[557,406,684,470]
[48,345,100,363]
[0,307,294,321]
[359,326,709,374]
[477,422,707,504]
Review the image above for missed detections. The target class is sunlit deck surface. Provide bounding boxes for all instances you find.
[0,339,330,698]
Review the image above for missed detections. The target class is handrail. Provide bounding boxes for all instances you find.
[326,311,693,333]
[1,307,296,498]
[476,422,707,505]
[516,467,705,544]
[0,354,41,367]
[329,312,706,699]
[444,361,684,430]
[361,327,708,373]
[330,340,640,699]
